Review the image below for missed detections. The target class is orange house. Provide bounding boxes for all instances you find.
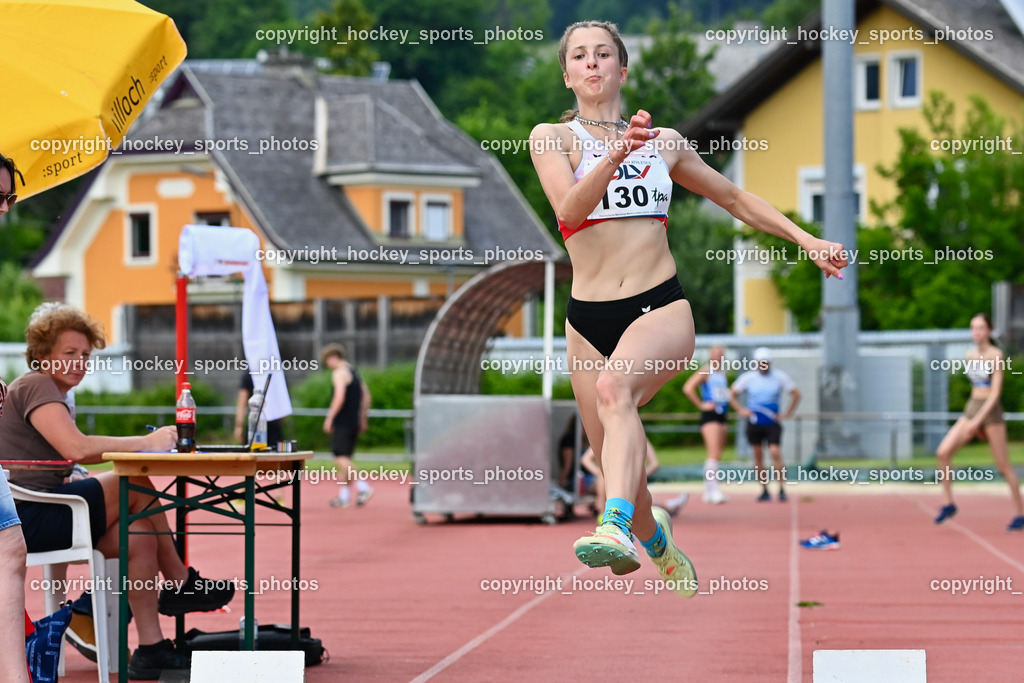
[32,58,561,343]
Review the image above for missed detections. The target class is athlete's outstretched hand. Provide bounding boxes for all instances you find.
[802,237,848,279]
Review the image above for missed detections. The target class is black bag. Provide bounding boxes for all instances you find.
[181,624,327,667]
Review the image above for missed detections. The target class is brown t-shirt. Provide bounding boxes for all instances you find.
[0,371,73,491]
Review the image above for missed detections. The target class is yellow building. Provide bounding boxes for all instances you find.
[32,58,560,344]
[682,0,1024,334]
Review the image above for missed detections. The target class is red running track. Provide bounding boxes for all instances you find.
[38,478,1024,682]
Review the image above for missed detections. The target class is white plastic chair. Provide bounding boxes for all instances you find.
[10,482,119,681]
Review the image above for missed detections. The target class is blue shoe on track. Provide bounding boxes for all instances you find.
[757,489,771,503]
[799,530,840,550]
[934,504,958,524]
[1007,516,1024,532]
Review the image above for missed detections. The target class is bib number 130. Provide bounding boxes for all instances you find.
[601,185,649,210]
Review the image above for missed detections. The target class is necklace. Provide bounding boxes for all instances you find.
[574,115,628,135]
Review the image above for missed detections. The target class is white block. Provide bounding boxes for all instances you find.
[190,651,305,682]
[813,650,926,683]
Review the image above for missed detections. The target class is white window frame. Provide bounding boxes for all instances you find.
[420,194,452,242]
[888,51,922,109]
[124,206,157,266]
[798,166,866,225]
[854,54,881,110]
[383,191,415,239]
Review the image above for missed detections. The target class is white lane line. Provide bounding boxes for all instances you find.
[911,498,1024,574]
[410,567,588,682]
[788,494,802,683]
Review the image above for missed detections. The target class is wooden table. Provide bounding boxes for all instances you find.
[102,451,312,682]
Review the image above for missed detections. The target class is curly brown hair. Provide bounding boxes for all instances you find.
[25,304,107,366]
[319,343,347,365]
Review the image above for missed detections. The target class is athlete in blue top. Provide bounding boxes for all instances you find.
[730,348,800,502]
[683,346,730,504]
[530,20,846,594]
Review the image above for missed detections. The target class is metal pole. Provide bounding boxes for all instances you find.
[175,273,189,393]
[820,0,861,456]
[542,259,555,400]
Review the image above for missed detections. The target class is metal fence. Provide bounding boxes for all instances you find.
[641,411,1024,465]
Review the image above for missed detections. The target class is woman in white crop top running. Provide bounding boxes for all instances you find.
[934,314,1023,530]
[529,20,849,590]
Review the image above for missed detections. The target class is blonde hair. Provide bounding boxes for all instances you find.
[557,20,629,123]
[25,304,106,365]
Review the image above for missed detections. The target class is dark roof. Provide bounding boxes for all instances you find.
[681,0,1024,148]
[108,61,560,267]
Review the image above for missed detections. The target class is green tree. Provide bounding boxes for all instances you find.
[621,5,717,131]
[364,0,496,111]
[150,0,289,59]
[759,0,818,29]
[669,198,735,333]
[0,213,46,268]
[575,0,660,33]
[0,262,43,342]
[312,0,379,74]
[749,92,1024,331]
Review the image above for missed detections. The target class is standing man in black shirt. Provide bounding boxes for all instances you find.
[321,344,372,507]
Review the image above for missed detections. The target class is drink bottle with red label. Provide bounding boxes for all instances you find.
[176,382,196,452]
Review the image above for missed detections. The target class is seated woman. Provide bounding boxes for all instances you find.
[0,304,234,680]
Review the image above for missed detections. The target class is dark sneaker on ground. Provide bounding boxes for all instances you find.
[934,504,958,524]
[778,489,788,502]
[1007,516,1024,531]
[158,567,235,616]
[799,530,840,550]
[757,489,771,502]
[127,639,190,680]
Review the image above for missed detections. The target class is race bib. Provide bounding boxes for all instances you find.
[582,149,672,223]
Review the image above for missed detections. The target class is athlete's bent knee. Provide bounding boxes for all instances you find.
[594,371,635,415]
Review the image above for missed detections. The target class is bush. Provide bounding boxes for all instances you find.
[479,368,575,398]
[290,362,416,451]
[75,380,226,438]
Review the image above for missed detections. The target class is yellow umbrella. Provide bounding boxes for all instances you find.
[0,0,186,198]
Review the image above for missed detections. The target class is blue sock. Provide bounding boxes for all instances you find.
[601,497,634,534]
[639,521,667,558]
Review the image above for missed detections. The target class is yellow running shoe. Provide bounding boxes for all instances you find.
[650,506,698,597]
[573,523,641,575]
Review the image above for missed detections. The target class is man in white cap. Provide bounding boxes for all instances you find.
[730,348,801,501]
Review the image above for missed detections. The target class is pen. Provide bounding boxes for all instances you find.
[146,425,158,432]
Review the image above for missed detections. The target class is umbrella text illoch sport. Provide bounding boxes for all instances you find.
[108,72,146,134]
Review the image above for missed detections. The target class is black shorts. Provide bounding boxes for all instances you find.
[699,410,728,426]
[567,276,686,358]
[331,427,360,457]
[16,477,107,553]
[746,422,782,446]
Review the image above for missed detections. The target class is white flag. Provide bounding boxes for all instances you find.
[178,225,292,421]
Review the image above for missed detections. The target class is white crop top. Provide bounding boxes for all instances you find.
[559,119,673,240]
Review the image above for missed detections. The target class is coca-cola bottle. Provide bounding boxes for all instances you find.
[175,382,196,452]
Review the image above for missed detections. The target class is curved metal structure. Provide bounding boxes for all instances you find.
[411,257,576,525]
[414,258,573,398]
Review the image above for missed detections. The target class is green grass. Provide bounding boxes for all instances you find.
[82,441,1022,479]
[645,441,1024,470]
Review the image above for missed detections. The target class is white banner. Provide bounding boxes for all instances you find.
[178,225,292,421]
